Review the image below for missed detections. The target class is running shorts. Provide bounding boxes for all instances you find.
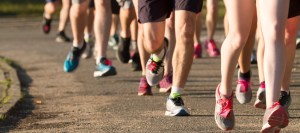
[138,0,203,23]
[117,0,134,10]
[288,0,300,18]
[45,0,57,3]
[88,0,120,15]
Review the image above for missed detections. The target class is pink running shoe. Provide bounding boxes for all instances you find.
[254,81,266,109]
[159,73,172,93]
[215,84,235,131]
[260,102,289,133]
[194,43,202,59]
[138,76,152,96]
[205,39,220,57]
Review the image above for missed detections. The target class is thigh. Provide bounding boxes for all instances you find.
[257,0,289,40]
[138,0,173,23]
[174,0,203,14]
[225,0,255,38]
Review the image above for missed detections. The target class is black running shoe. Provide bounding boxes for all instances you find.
[279,91,291,112]
[42,17,52,34]
[131,52,142,71]
[56,31,71,42]
[116,37,131,63]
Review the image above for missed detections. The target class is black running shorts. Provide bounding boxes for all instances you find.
[288,0,300,18]
[138,0,203,23]
[88,0,120,15]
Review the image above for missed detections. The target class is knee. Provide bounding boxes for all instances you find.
[45,3,56,14]
[144,38,164,53]
[176,28,194,46]
[285,28,298,46]
[71,3,87,16]
[225,33,247,51]
[95,0,110,10]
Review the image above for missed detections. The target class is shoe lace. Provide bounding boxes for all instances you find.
[172,97,184,106]
[147,59,163,74]
[217,97,233,118]
[236,80,250,92]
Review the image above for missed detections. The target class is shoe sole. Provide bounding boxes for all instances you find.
[159,86,171,93]
[138,92,153,96]
[260,107,289,133]
[254,100,266,109]
[94,69,117,77]
[165,109,190,116]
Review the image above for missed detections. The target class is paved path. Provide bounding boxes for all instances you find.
[0,18,299,132]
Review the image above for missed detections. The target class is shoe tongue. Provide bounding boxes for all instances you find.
[72,47,81,55]
[281,91,289,96]
[100,57,107,64]
[170,93,181,99]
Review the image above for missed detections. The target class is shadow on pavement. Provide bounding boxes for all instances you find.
[0,62,34,132]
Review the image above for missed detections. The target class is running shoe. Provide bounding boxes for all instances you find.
[205,39,220,57]
[94,57,117,77]
[235,70,252,104]
[194,43,202,59]
[138,76,152,96]
[146,39,168,86]
[81,37,94,59]
[165,93,190,116]
[260,102,289,133]
[108,34,119,50]
[254,81,266,109]
[116,37,131,63]
[131,52,142,71]
[215,84,235,131]
[159,73,172,93]
[279,91,291,114]
[64,42,87,72]
[42,17,52,34]
[56,31,71,43]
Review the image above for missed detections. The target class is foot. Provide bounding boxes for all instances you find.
[235,70,252,104]
[254,81,266,109]
[138,76,152,96]
[146,39,168,86]
[108,34,119,50]
[116,37,131,63]
[260,102,289,133]
[94,57,117,77]
[215,84,235,131]
[193,43,202,59]
[279,91,291,115]
[131,52,142,71]
[42,17,51,34]
[165,93,190,116]
[205,39,220,57]
[56,31,71,43]
[63,42,87,72]
[159,73,172,93]
[81,38,94,59]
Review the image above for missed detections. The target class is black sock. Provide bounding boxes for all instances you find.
[239,70,251,81]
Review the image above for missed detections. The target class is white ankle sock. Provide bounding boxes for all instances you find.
[170,86,182,95]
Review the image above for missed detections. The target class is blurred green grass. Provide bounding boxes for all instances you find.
[0,0,44,17]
